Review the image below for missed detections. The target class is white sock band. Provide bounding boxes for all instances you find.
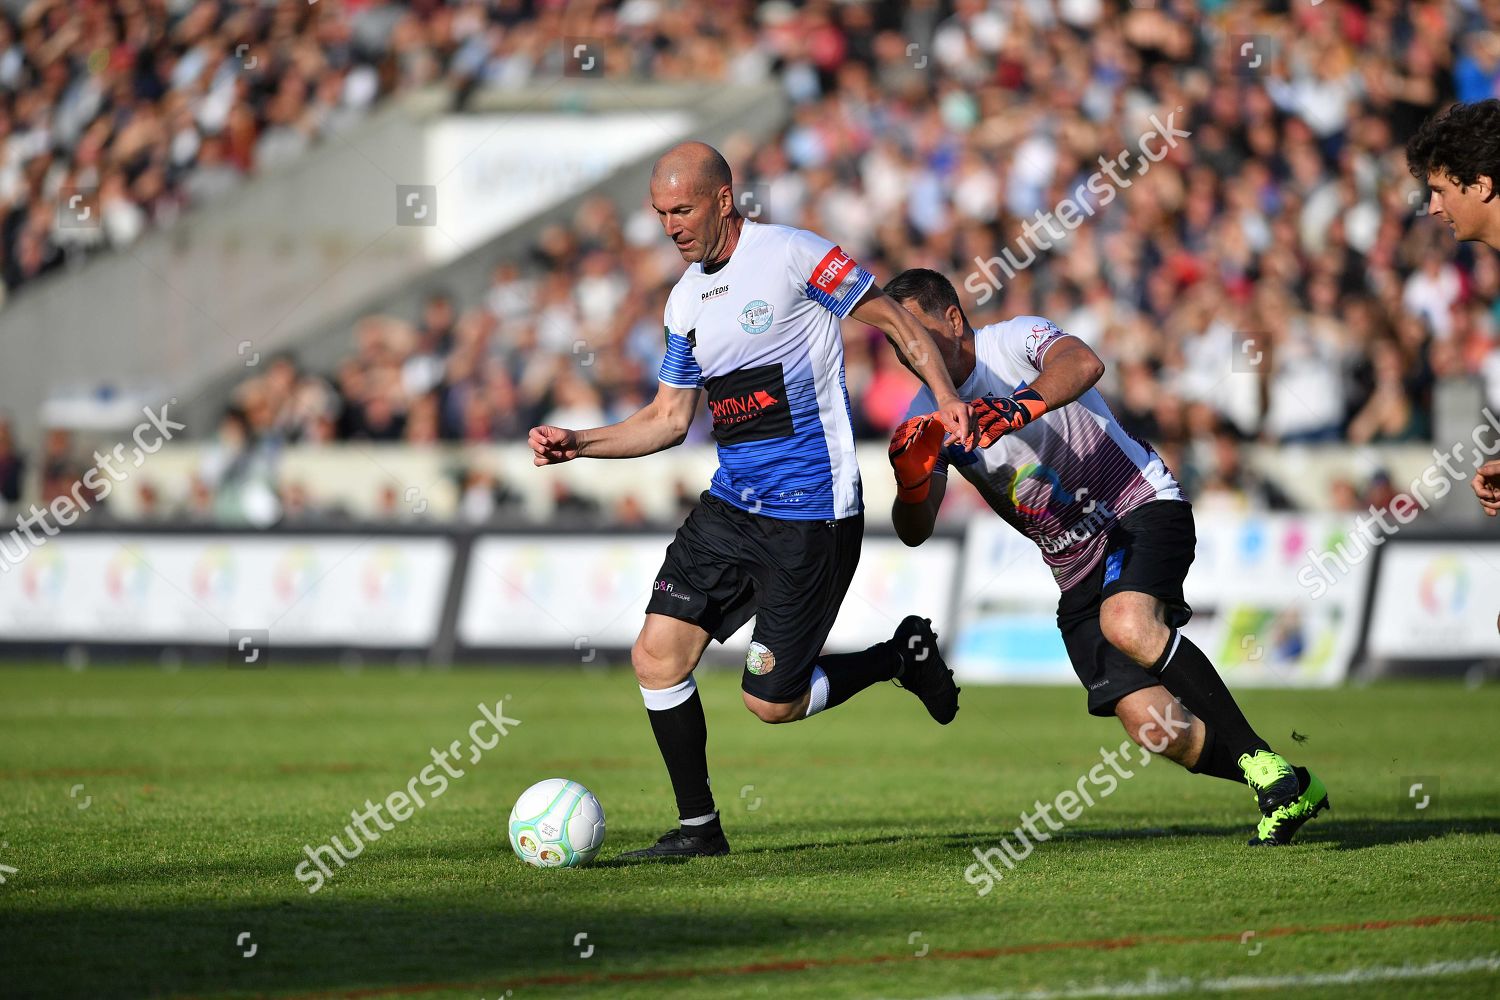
[1157,630,1182,674]
[640,676,696,711]
[680,811,717,826]
[803,665,830,718]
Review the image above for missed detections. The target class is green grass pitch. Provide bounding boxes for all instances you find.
[3,665,1499,999]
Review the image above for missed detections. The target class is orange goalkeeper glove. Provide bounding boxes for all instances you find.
[889,414,947,503]
[971,386,1047,448]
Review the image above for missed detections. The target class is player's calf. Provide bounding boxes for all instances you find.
[1115,688,1201,767]
[1101,593,1299,813]
[630,615,724,857]
[736,617,958,725]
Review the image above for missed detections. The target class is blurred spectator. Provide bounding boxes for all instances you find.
[134,481,162,522]
[38,428,80,505]
[613,494,649,528]
[198,409,281,525]
[455,466,520,524]
[549,479,599,523]
[0,415,23,516]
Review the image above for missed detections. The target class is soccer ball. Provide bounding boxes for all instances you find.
[508,778,606,868]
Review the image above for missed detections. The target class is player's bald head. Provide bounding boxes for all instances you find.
[651,141,733,199]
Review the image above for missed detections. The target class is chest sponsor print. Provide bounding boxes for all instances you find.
[704,364,794,444]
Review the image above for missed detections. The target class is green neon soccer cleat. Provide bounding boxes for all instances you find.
[1238,748,1301,814]
[1249,767,1329,846]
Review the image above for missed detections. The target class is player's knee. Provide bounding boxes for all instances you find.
[1098,605,1169,667]
[742,692,801,724]
[631,633,691,688]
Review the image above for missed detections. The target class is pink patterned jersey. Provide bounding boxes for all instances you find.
[904,318,1184,591]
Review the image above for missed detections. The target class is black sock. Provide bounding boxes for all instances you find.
[1189,725,1249,785]
[643,683,716,824]
[1148,630,1270,761]
[810,641,902,714]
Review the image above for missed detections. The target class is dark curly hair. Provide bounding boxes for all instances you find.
[885,268,966,323]
[1406,99,1500,200]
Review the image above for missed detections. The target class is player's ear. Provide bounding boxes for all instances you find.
[718,184,735,218]
[944,304,964,338]
[1479,175,1499,203]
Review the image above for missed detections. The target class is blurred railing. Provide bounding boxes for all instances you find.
[62,441,1487,526]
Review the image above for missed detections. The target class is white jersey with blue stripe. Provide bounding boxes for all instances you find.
[658,221,874,520]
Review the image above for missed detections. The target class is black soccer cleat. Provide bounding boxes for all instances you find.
[619,824,731,860]
[892,615,960,725]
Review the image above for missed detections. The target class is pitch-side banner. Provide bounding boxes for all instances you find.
[1366,542,1500,659]
[456,535,961,652]
[0,534,453,647]
[953,512,1371,687]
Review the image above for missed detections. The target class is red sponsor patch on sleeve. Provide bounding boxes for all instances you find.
[810,246,856,293]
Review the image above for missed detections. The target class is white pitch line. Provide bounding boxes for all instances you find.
[897,953,1500,1000]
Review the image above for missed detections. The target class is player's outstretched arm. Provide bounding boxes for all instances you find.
[529,384,700,465]
[851,288,973,450]
[1474,460,1500,517]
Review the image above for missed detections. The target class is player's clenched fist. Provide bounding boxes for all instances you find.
[529,425,581,466]
[971,386,1048,448]
[933,396,974,451]
[1473,459,1500,517]
[889,414,947,503]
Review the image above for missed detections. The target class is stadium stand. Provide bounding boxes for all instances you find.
[4,0,1500,526]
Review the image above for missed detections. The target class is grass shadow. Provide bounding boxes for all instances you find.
[941,816,1500,851]
[0,900,885,999]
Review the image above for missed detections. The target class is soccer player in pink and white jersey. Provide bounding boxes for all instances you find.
[883,268,1327,847]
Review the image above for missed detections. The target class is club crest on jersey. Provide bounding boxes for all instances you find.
[746,641,776,675]
[738,299,774,334]
[1025,321,1063,358]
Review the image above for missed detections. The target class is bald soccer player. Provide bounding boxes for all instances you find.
[1407,99,1500,515]
[529,142,973,858]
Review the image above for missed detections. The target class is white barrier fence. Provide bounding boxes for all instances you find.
[0,534,453,648]
[0,515,1495,679]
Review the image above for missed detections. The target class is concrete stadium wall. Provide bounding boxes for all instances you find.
[0,80,788,448]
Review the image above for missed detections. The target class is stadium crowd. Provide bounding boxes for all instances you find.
[9,0,1500,524]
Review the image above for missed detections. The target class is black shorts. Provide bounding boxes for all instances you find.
[1056,499,1196,717]
[646,492,863,703]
